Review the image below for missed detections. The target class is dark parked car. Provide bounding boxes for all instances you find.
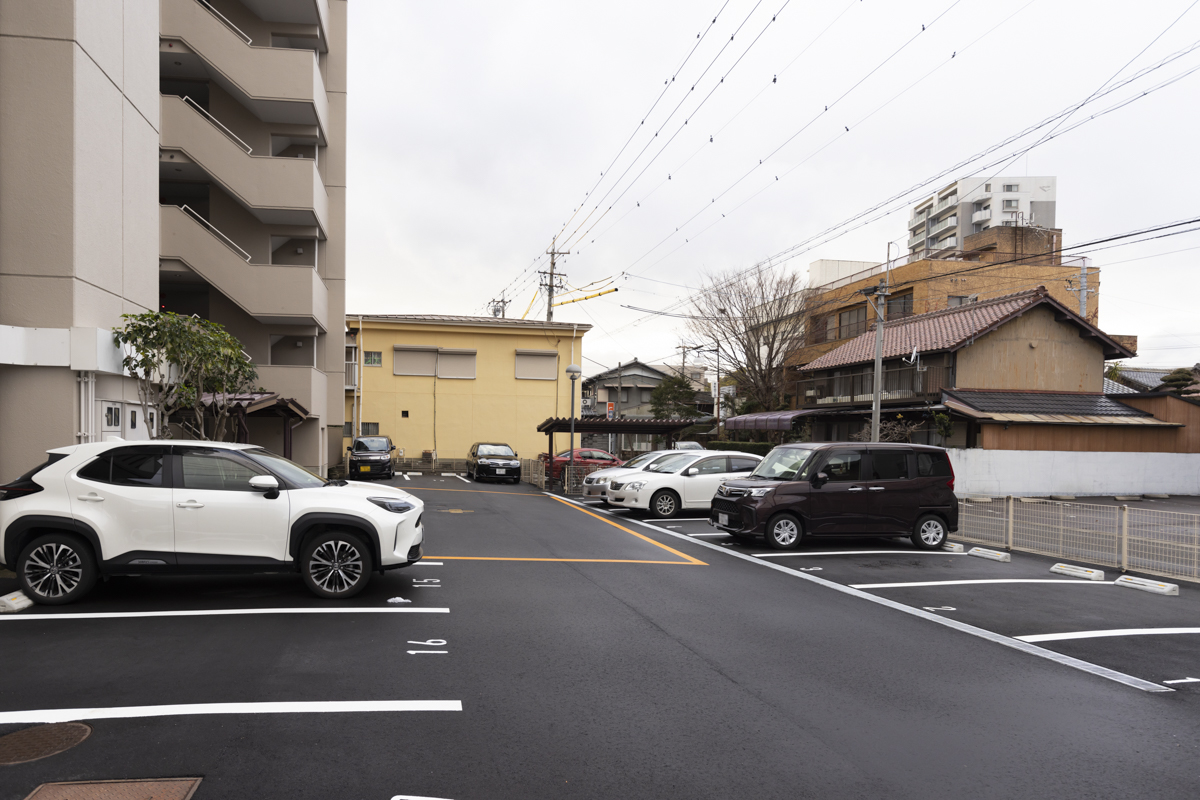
[467,442,521,483]
[710,442,958,550]
[347,436,395,480]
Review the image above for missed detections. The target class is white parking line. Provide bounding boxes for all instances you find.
[414,562,443,566]
[1016,627,1200,643]
[0,608,449,621]
[689,533,728,537]
[1163,677,1200,684]
[754,550,966,558]
[402,474,411,481]
[0,700,463,725]
[851,579,1109,589]
[551,496,1170,693]
[391,795,455,800]
[455,476,470,484]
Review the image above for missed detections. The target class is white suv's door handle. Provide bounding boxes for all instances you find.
[869,487,885,491]
[176,501,205,509]
[77,493,104,502]
[847,487,864,492]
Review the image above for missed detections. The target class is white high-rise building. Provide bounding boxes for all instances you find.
[905,176,1057,261]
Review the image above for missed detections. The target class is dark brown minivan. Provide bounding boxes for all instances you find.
[710,443,958,550]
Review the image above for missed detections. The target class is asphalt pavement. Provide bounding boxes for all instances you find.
[1,473,1198,799]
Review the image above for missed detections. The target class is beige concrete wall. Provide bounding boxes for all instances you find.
[955,305,1105,392]
[321,0,346,470]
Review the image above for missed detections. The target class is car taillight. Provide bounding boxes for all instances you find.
[946,458,955,492]
[0,479,43,501]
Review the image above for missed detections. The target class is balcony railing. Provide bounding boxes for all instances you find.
[907,231,927,249]
[927,215,957,237]
[796,364,954,407]
[345,362,357,389]
[907,212,927,230]
[931,194,958,215]
[971,208,992,224]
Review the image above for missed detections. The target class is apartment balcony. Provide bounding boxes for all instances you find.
[161,0,329,133]
[972,208,992,224]
[345,361,357,390]
[930,194,958,216]
[907,213,927,231]
[906,231,927,250]
[161,94,328,230]
[927,215,957,237]
[797,365,954,407]
[257,364,328,417]
[160,204,328,330]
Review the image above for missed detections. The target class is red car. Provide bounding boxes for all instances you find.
[542,448,624,480]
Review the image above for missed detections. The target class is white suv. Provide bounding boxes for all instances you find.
[0,440,425,605]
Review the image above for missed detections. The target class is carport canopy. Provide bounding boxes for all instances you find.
[536,417,700,454]
[724,410,813,431]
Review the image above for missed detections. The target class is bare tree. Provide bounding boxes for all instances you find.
[686,268,811,414]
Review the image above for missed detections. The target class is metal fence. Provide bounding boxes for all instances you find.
[521,459,546,490]
[957,496,1200,583]
[562,464,604,495]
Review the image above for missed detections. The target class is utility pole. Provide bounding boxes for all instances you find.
[542,237,570,322]
[488,294,508,318]
[615,361,623,455]
[862,280,890,443]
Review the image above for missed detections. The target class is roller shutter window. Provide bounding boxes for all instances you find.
[437,348,476,380]
[394,346,437,376]
[515,349,558,380]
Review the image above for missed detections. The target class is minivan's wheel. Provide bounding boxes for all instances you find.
[301,532,371,599]
[912,515,948,550]
[17,533,98,605]
[765,514,803,550]
[650,489,681,519]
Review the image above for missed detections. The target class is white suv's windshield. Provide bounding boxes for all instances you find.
[477,444,515,457]
[750,447,819,481]
[646,454,696,474]
[244,448,328,488]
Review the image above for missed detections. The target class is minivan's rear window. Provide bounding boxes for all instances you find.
[916,451,952,477]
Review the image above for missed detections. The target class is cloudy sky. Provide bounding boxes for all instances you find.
[345,0,1200,377]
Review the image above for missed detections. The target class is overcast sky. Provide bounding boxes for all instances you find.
[345,0,1200,377]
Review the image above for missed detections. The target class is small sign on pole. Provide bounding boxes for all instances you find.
[606,402,615,420]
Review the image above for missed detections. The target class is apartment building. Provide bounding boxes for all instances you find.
[906,176,1057,261]
[792,225,1101,370]
[0,0,346,479]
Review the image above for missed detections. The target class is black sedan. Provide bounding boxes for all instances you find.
[347,436,396,479]
[467,442,521,483]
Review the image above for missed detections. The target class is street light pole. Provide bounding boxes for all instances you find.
[567,364,582,488]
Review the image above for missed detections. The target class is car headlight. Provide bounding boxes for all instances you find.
[747,487,774,497]
[368,496,416,514]
[626,481,647,492]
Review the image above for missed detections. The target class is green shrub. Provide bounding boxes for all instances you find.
[705,440,775,456]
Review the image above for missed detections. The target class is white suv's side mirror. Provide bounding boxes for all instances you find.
[249,475,279,494]
[686,467,698,476]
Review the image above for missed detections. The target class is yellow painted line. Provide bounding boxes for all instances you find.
[425,556,696,564]
[406,487,547,497]
[547,495,706,565]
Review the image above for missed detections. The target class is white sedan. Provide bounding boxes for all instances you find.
[581,449,695,501]
[605,451,762,518]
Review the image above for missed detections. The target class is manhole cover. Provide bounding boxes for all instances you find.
[0,723,91,765]
[23,778,201,800]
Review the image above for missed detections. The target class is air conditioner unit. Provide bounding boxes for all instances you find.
[805,389,817,397]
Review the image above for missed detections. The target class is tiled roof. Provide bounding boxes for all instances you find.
[802,287,1132,371]
[944,389,1150,417]
[1117,367,1178,391]
[1103,377,1137,394]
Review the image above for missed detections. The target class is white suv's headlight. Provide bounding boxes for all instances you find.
[368,497,416,513]
[626,481,647,492]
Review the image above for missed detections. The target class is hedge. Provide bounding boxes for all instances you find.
[705,440,775,456]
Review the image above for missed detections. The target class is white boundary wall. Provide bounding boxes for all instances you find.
[949,449,1200,497]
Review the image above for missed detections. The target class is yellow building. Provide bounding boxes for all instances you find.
[344,315,590,461]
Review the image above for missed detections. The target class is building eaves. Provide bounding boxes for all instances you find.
[348,313,591,333]
[943,388,1152,417]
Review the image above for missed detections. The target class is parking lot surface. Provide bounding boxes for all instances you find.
[1,474,1198,799]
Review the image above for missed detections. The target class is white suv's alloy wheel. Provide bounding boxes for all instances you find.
[308,539,364,593]
[24,542,84,598]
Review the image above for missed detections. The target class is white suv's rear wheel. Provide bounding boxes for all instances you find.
[301,532,371,599]
[18,533,98,605]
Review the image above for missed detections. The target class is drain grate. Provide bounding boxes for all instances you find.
[0,723,91,766]
[23,778,201,800]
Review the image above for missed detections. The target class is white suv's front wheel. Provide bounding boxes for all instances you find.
[301,532,372,599]
[18,533,98,605]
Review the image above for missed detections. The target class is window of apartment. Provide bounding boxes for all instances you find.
[886,293,914,320]
[342,421,353,437]
[345,346,356,363]
[1002,220,1016,227]
[515,349,557,380]
[361,422,379,436]
[394,346,437,376]
[1002,183,1019,192]
[837,306,868,340]
[363,351,382,367]
[1002,199,1019,210]
[984,183,992,192]
[640,388,652,404]
[437,349,476,379]
[947,294,977,307]
[402,410,409,418]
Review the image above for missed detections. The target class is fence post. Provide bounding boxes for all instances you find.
[1120,504,1129,573]
[1005,495,1013,551]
